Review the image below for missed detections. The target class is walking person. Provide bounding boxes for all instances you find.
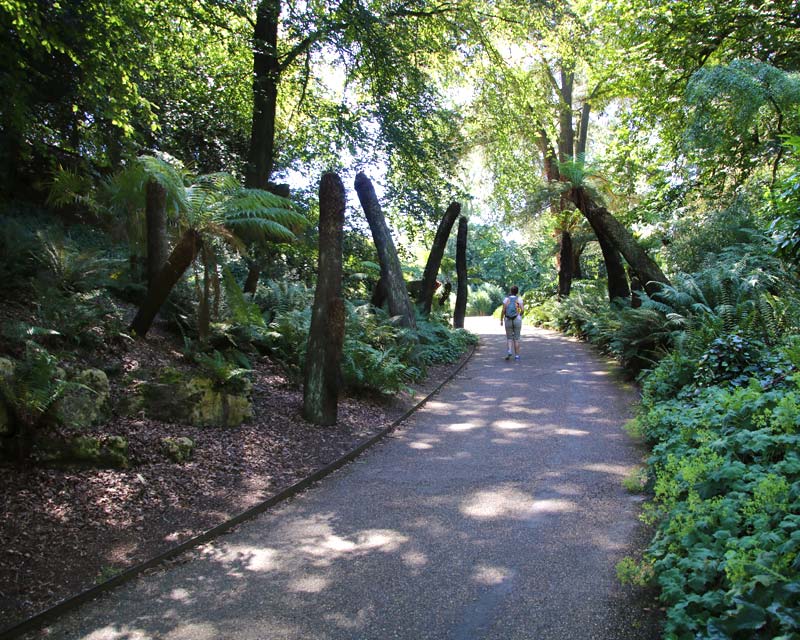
[501,286,523,360]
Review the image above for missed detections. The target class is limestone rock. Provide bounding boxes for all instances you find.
[162,436,194,463]
[143,375,251,428]
[50,368,111,430]
[34,434,129,468]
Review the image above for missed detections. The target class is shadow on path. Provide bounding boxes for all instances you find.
[33,317,662,640]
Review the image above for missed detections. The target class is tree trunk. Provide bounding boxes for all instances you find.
[454,217,468,329]
[243,262,261,295]
[594,227,630,301]
[558,68,575,163]
[130,229,202,337]
[576,103,590,158]
[304,173,346,426]
[370,277,387,309]
[354,172,416,328]
[420,201,461,316]
[198,245,212,342]
[245,0,281,190]
[145,178,169,293]
[569,186,669,294]
[558,230,574,298]
[572,240,585,280]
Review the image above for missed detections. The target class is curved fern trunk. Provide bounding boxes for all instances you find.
[454,217,468,329]
[304,173,346,426]
[591,225,630,301]
[130,229,202,338]
[569,186,669,294]
[354,172,416,329]
[420,201,461,315]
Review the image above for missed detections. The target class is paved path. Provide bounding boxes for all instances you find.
[37,317,660,639]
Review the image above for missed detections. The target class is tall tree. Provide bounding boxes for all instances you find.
[468,0,666,298]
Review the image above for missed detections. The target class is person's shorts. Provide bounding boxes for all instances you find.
[504,316,522,340]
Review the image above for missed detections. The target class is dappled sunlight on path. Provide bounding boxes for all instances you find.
[34,316,660,640]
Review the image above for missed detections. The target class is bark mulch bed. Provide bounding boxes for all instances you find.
[0,329,471,634]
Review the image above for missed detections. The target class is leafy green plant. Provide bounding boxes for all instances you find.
[32,287,126,349]
[191,350,251,393]
[637,361,800,638]
[33,230,125,294]
[466,282,504,316]
[0,343,67,458]
[255,279,312,323]
[616,557,655,587]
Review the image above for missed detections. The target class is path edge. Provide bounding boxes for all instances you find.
[0,343,477,640]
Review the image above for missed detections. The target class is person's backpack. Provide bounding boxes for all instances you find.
[505,295,521,319]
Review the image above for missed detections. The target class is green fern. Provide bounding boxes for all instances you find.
[221,267,265,327]
[46,166,100,213]
[192,349,251,392]
[0,342,66,429]
[33,231,125,293]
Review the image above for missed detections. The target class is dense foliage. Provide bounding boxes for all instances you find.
[3,0,800,636]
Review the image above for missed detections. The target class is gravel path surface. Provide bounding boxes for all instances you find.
[30,317,661,639]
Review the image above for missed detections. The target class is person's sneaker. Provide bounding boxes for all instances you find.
[505,352,512,360]
[514,355,521,360]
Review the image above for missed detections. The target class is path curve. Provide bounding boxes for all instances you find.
[33,317,660,639]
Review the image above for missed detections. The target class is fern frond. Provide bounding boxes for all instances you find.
[222,217,296,243]
[756,293,779,344]
[46,166,98,211]
[222,267,265,327]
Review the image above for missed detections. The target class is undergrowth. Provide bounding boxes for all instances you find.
[531,239,800,639]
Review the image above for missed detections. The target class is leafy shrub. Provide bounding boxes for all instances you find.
[640,350,698,406]
[31,287,126,349]
[414,317,477,367]
[255,279,313,323]
[191,349,251,393]
[638,378,800,639]
[694,334,764,387]
[0,343,67,458]
[33,230,124,293]
[466,282,504,316]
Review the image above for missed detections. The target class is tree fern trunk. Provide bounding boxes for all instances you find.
[304,173,346,426]
[198,245,212,343]
[354,172,416,328]
[420,201,461,315]
[558,230,574,298]
[594,227,630,301]
[454,217,468,328]
[130,229,202,337]
[570,186,669,294]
